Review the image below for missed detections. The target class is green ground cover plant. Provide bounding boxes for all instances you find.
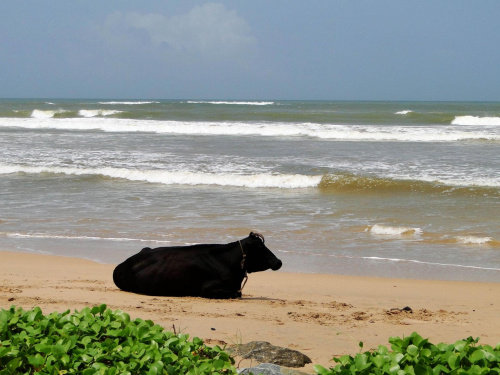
[314,332,500,375]
[0,305,236,375]
[3,305,500,375]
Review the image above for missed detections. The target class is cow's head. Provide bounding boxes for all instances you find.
[243,232,282,273]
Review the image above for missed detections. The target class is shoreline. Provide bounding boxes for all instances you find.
[1,251,500,372]
[4,247,500,284]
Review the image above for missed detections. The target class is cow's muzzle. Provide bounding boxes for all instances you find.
[271,259,282,271]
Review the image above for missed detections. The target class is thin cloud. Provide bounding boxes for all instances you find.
[100,3,257,63]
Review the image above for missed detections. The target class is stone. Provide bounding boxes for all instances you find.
[238,363,311,375]
[228,341,312,368]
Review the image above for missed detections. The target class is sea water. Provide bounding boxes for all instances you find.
[0,99,499,281]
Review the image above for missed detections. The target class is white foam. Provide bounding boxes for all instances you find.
[187,101,274,106]
[369,224,422,236]
[413,174,500,188]
[0,164,322,189]
[396,110,413,115]
[360,256,500,271]
[31,109,69,118]
[2,117,499,142]
[452,116,500,126]
[78,109,122,117]
[280,249,500,272]
[98,101,159,105]
[456,236,493,245]
[2,232,171,244]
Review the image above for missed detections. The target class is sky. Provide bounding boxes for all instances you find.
[1,1,499,101]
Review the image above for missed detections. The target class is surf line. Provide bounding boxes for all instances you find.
[277,250,500,272]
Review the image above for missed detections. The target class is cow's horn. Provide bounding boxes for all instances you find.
[250,232,265,243]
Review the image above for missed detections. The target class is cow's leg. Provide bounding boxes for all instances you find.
[200,281,240,299]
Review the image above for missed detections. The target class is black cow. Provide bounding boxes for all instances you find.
[113,232,282,299]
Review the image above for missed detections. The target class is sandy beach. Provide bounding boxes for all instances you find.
[1,251,500,372]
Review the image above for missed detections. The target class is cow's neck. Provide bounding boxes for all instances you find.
[238,240,247,270]
[237,240,249,293]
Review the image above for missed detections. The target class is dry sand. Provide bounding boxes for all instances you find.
[1,251,500,372]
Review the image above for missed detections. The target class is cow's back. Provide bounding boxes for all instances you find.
[113,244,230,296]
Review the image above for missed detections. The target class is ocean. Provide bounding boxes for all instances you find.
[0,99,499,282]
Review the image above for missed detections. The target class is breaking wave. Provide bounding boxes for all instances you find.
[2,165,498,195]
[2,117,498,142]
[455,236,494,245]
[318,173,500,196]
[452,116,500,126]
[31,109,71,118]
[396,110,413,115]
[30,109,122,118]
[186,101,274,106]
[98,101,159,105]
[78,109,123,117]
[0,164,321,189]
[369,224,422,236]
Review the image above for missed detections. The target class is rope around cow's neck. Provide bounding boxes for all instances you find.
[237,240,248,294]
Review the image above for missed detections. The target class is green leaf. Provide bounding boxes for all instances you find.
[354,354,372,371]
[414,364,429,375]
[432,364,450,375]
[34,343,53,354]
[373,355,387,368]
[213,358,227,370]
[314,365,331,375]
[378,345,389,355]
[453,340,468,352]
[28,353,45,367]
[91,322,101,334]
[390,336,404,349]
[407,345,419,357]
[470,349,485,363]
[53,343,67,356]
[0,311,8,334]
[390,352,405,364]
[91,306,100,315]
[80,354,93,363]
[27,307,42,322]
[99,304,107,314]
[420,348,432,359]
[389,363,401,374]
[0,347,10,358]
[412,334,427,349]
[6,357,22,373]
[81,336,92,346]
[138,325,150,340]
[60,354,70,366]
[448,354,460,369]
[338,355,352,366]
[150,361,164,372]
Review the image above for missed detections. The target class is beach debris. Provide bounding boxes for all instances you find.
[238,363,310,375]
[387,306,413,314]
[228,341,312,368]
